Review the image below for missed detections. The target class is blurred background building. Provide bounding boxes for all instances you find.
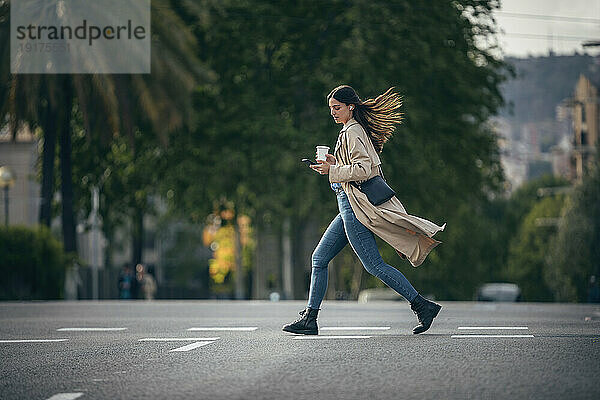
[496,54,599,193]
[570,73,599,181]
[0,126,39,226]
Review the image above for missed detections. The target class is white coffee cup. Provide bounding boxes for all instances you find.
[316,146,330,161]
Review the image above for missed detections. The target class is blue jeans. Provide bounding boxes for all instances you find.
[307,189,419,308]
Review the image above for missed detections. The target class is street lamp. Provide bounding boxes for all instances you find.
[0,166,15,226]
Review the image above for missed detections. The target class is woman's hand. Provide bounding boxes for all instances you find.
[310,154,335,175]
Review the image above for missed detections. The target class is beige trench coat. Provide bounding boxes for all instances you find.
[328,119,446,267]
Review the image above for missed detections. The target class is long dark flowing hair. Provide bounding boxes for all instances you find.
[327,85,402,153]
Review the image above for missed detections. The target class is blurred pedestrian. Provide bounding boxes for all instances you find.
[118,264,133,299]
[132,263,145,299]
[283,85,446,335]
[142,266,157,300]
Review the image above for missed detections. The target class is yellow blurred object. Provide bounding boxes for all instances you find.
[208,225,234,284]
[207,211,255,286]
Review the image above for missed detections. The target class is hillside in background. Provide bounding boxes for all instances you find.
[501,54,597,126]
[496,54,599,187]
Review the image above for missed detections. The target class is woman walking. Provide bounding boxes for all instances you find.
[283,85,446,335]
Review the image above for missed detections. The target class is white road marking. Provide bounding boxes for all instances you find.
[138,337,220,342]
[57,328,128,331]
[457,327,529,330]
[452,335,534,338]
[292,335,372,339]
[46,393,84,400]
[0,339,68,343]
[187,327,258,331]
[169,341,216,352]
[321,327,390,331]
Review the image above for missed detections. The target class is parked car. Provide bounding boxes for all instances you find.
[358,288,437,303]
[358,288,403,303]
[476,283,521,302]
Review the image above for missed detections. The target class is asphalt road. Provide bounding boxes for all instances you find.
[1,300,599,400]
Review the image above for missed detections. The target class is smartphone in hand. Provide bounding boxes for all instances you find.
[301,158,317,166]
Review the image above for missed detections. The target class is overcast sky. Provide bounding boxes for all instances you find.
[495,0,600,57]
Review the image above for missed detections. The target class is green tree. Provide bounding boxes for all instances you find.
[547,156,600,302]
[1,1,210,267]
[1,2,82,252]
[486,174,569,285]
[0,0,209,266]
[506,194,566,301]
[159,0,511,299]
[68,0,212,267]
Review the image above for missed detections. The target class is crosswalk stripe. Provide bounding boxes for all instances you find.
[321,327,390,331]
[169,341,216,352]
[138,337,220,342]
[45,393,84,400]
[292,335,372,339]
[187,327,258,331]
[0,339,68,343]
[457,327,528,330]
[57,328,127,331]
[452,335,534,338]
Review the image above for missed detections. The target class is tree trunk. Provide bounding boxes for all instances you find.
[39,95,57,227]
[281,217,293,300]
[350,257,363,300]
[59,79,76,253]
[234,217,243,299]
[252,227,262,300]
[132,206,144,266]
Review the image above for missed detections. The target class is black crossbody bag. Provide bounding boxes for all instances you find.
[350,165,396,206]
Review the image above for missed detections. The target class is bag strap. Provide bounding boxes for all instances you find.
[349,164,386,190]
[377,164,386,181]
[362,128,386,181]
[349,181,360,190]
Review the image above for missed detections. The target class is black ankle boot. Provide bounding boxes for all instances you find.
[410,294,441,334]
[282,307,319,335]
